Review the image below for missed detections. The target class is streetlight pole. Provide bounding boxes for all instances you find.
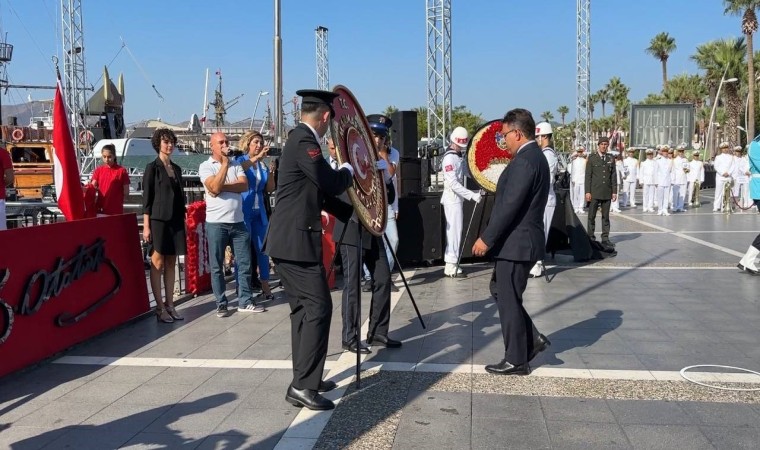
[705,70,738,161]
[249,90,269,130]
[273,0,283,147]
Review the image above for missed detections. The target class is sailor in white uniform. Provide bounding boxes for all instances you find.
[654,146,673,216]
[568,146,587,214]
[713,142,735,212]
[638,149,656,212]
[671,145,689,212]
[530,122,558,278]
[440,126,481,277]
[732,146,751,209]
[622,148,639,207]
[686,150,705,206]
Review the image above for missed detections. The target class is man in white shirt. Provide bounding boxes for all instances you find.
[440,126,481,277]
[200,132,264,317]
[671,145,689,212]
[568,146,587,214]
[638,149,656,212]
[622,149,638,207]
[713,142,735,212]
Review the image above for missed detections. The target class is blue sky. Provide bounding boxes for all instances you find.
[0,0,749,126]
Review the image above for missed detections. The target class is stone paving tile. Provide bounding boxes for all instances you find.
[0,425,69,450]
[540,397,616,423]
[196,433,281,450]
[607,399,694,425]
[11,400,109,429]
[143,367,220,387]
[42,428,138,449]
[622,425,713,450]
[545,421,631,449]
[472,418,550,450]
[678,401,760,427]
[472,393,543,421]
[120,431,206,449]
[78,401,172,432]
[55,380,141,405]
[699,425,760,449]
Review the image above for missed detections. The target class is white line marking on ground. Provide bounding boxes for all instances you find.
[53,357,760,384]
[615,213,745,257]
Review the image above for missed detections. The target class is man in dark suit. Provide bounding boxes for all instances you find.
[585,136,617,246]
[333,118,401,354]
[263,89,355,411]
[472,108,551,375]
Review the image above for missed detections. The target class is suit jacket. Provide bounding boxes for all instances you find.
[481,141,550,262]
[142,158,186,221]
[585,152,617,199]
[263,123,353,263]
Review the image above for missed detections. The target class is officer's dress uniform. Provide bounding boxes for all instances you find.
[585,151,617,243]
[264,122,353,392]
[733,154,751,208]
[530,145,557,277]
[671,155,689,212]
[568,154,587,213]
[686,156,705,206]
[622,155,639,207]
[654,156,673,215]
[639,156,656,212]
[440,148,478,271]
[713,152,735,212]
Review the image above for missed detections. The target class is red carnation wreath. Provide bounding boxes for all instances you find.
[467,120,513,193]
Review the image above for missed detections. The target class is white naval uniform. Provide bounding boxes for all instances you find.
[671,156,689,211]
[686,159,705,206]
[622,156,639,207]
[440,149,477,264]
[638,158,656,211]
[611,160,625,212]
[713,153,735,211]
[733,155,751,208]
[654,157,673,215]
[568,155,587,213]
[530,146,558,277]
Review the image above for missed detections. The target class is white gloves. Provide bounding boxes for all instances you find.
[339,162,355,176]
[471,192,482,204]
[376,159,388,171]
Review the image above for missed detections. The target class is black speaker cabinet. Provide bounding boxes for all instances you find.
[458,193,495,259]
[398,157,422,196]
[390,110,419,159]
[397,194,444,264]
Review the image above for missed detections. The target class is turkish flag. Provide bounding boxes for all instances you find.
[52,81,85,221]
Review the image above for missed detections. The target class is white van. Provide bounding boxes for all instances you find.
[91,138,155,159]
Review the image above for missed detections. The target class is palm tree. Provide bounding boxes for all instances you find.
[692,38,747,153]
[725,0,760,140]
[646,32,677,92]
[557,105,570,125]
[541,111,554,122]
[664,74,708,107]
[595,88,610,117]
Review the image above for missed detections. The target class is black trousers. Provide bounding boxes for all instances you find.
[273,258,331,391]
[587,198,611,242]
[752,232,760,250]
[490,259,538,364]
[340,236,391,343]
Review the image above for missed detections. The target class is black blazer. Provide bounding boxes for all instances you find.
[142,158,186,221]
[480,141,550,262]
[263,123,353,263]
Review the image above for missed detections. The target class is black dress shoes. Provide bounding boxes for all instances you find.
[342,340,371,354]
[529,334,551,362]
[484,359,531,375]
[367,334,402,348]
[318,380,337,393]
[285,386,335,410]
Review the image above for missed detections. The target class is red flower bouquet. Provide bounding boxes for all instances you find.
[467,120,513,193]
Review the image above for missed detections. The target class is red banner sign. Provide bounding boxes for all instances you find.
[185,201,211,295]
[0,214,150,377]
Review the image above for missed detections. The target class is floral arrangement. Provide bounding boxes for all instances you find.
[467,120,513,193]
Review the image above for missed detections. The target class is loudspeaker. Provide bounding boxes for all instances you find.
[398,157,422,196]
[390,110,419,159]
[397,194,444,264]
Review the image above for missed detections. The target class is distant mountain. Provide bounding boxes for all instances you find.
[2,100,53,127]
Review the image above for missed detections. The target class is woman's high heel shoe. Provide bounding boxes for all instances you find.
[156,309,174,323]
[166,306,184,320]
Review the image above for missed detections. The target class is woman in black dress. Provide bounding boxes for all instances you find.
[142,128,187,323]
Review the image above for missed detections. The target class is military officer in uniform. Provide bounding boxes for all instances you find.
[585,136,617,246]
[264,89,355,411]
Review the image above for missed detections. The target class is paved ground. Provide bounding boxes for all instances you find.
[2,190,760,449]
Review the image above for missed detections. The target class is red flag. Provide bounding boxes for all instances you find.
[53,81,85,221]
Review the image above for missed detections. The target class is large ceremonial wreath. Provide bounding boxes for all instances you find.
[466,120,513,193]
